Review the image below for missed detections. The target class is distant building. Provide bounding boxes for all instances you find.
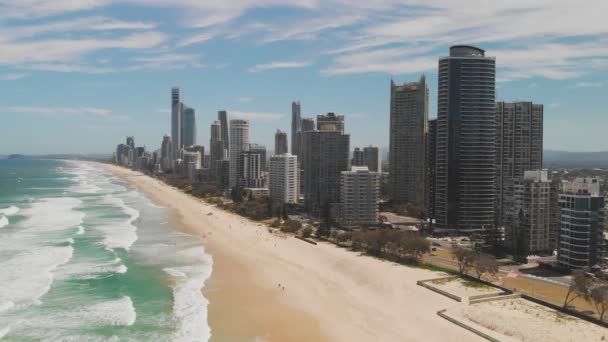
[229,119,249,188]
[243,188,270,200]
[389,75,429,209]
[352,147,364,166]
[126,136,135,149]
[291,101,301,157]
[340,166,379,226]
[297,117,315,166]
[171,87,182,161]
[317,112,344,133]
[216,160,230,190]
[435,45,496,230]
[274,129,288,155]
[496,101,544,227]
[426,119,437,220]
[218,110,229,157]
[238,148,263,188]
[116,144,125,165]
[363,146,379,172]
[249,143,267,172]
[209,121,224,174]
[302,126,350,217]
[558,177,606,270]
[182,106,197,146]
[507,170,558,257]
[269,153,299,204]
[161,135,172,171]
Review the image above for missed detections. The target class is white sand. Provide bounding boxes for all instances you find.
[430,277,503,299]
[450,298,607,342]
[101,163,484,341]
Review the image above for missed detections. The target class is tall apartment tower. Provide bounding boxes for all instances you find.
[302,126,350,217]
[182,106,197,147]
[274,129,288,155]
[218,110,229,157]
[161,135,172,171]
[435,45,496,230]
[298,118,315,160]
[238,148,263,188]
[427,119,437,220]
[363,146,379,172]
[229,119,250,188]
[558,178,606,270]
[389,75,429,208]
[209,121,224,172]
[496,101,544,226]
[249,144,267,172]
[171,87,182,160]
[508,170,558,258]
[340,166,380,226]
[269,153,299,204]
[291,101,301,156]
[317,112,345,133]
[126,136,135,149]
[352,147,364,166]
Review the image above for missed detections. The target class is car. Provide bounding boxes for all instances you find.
[432,242,442,247]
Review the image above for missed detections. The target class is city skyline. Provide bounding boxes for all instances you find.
[1,1,607,154]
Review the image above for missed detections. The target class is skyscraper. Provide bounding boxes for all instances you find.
[363,146,379,172]
[435,45,496,230]
[218,110,229,157]
[126,136,135,149]
[269,153,299,204]
[558,178,606,270]
[291,101,301,156]
[182,106,197,147]
[340,166,379,226]
[210,121,224,173]
[316,112,345,133]
[229,119,250,188]
[352,147,364,166]
[161,135,172,171]
[249,144,267,172]
[274,129,288,155]
[427,119,437,220]
[496,101,544,226]
[171,87,182,161]
[389,75,429,209]
[238,148,263,188]
[302,126,350,217]
[508,170,558,258]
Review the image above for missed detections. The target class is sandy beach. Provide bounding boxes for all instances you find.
[100,163,485,341]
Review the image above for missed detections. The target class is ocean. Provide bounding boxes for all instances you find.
[0,159,213,341]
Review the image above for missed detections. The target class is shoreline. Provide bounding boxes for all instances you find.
[99,163,484,341]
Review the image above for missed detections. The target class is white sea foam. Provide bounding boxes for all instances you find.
[75,226,85,235]
[0,301,15,313]
[0,246,74,307]
[0,206,19,216]
[96,195,139,251]
[83,296,137,326]
[164,245,213,342]
[0,216,8,228]
[0,326,10,339]
[19,197,84,233]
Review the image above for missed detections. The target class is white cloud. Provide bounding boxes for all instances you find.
[575,81,605,87]
[177,31,217,47]
[236,97,254,103]
[229,110,284,121]
[249,61,311,72]
[128,53,204,71]
[0,73,29,80]
[3,106,128,120]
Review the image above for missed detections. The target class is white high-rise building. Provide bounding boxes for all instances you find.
[229,119,250,188]
[340,166,379,225]
[269,153,299,204]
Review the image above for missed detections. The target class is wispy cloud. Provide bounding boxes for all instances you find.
[3,106,128,120]
[0,73,29,80]
[177,31,216,47]
[236,97,254,103]
[249,61,311,73]
[575,81,605,87]
[229,110,284,121]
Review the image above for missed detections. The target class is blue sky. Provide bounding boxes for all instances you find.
[1,0,607,154]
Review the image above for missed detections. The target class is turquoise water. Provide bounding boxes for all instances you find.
[0,160,212,341]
